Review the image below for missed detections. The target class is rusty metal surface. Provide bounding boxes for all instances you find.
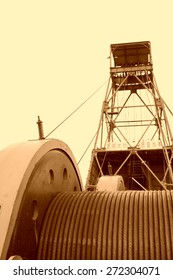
[38,190,173,260]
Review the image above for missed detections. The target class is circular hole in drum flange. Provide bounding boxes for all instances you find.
[63,168,68,180]
[31,200,39,221]
[8,255,23,260]
[49,169,54,184]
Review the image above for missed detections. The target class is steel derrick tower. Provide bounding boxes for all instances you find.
[86,41,173,191]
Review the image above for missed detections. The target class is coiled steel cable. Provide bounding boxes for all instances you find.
[37,191,173,260]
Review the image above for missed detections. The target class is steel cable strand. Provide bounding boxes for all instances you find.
[102,191,116,259]
[112,191,123,259]
[46,192,75,260]
[114,191,125,259]
[122,191,132,260]
[58,192,84,260]
[91,191,107,259]
[107,192,118,259]
[127,191,136,259]
[45,80,108,139]
[165,190,173,258]
[95,191,110,259]
[79,192,101,260]
[99,191,114,259]
[147,191,156,260]
[37,192,65,259]
[53,192,81,260]
[82,191,103,259]
[158,191,167,259]
[132,191,140,259]
[120,191,133,259]
[72,192,93,260]
[161,191,172,259]
[138,191,145,259]
[152,191,163,259]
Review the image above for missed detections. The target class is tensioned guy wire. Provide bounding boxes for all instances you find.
[45,79,108,139]
[77,131,97,165]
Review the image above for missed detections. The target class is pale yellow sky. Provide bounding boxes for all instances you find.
[0,0,173,183]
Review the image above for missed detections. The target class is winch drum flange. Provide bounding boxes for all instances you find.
[0,139,83,260]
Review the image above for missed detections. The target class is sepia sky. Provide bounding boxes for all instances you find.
[0,0,173,183]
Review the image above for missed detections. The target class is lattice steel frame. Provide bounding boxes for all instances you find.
[86,42,173,189]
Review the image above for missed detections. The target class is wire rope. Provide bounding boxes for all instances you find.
[45,79,108,139]
[77,131,97,165]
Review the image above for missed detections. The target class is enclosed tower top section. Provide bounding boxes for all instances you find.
[110,41,152,67]
[110,41,153,91]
